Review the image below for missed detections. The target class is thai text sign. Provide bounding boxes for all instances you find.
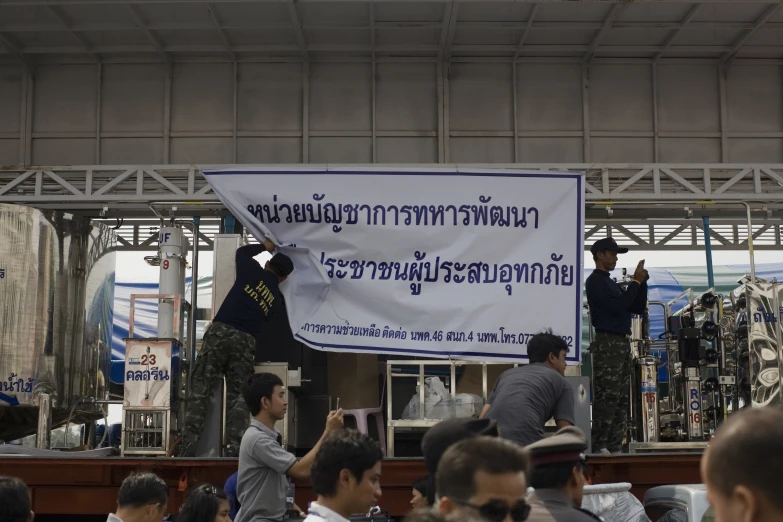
[204,167,584,361]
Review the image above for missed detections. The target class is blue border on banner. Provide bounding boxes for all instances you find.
[204,168,584,362]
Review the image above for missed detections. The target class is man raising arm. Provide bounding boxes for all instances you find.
[236,373,344,522]
[585,237,648,454]
[178,238,295,458]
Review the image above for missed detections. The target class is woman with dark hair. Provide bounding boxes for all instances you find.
[176,483,231,522]
[410,476,430,510]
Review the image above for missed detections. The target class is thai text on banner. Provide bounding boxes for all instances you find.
[203,167,585,362]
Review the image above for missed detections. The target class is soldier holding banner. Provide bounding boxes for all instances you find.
[178,238,295,458]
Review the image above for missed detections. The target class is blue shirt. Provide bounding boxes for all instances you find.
[213,244,280,337]
[225,472,240,520]
[585,269,648,335]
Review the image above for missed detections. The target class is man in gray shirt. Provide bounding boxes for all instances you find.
[236,373,344,522]
[480,330,575,447]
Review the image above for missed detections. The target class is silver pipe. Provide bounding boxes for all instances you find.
[97,406,108,448]
[36,393,52,449]
[741,202,756,282]
[64,397,89,448]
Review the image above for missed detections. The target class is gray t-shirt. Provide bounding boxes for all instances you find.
[486,363,575,447]
[235,419,297,522]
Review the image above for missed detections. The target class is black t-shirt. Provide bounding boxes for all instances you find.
[213,244,280,337]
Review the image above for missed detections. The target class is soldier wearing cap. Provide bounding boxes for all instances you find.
[526,426,600,522]
[585,237,648,454]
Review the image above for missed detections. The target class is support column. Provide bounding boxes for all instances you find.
[702,216,715,289]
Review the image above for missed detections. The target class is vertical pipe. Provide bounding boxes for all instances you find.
[703,216,715,289]
[36,393,51,449]
[190,217,199,370]
[224,216,235,235]
[741,202,756,281]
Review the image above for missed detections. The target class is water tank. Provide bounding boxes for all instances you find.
[0,204,116,442]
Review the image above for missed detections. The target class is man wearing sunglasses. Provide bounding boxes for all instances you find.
[526,426,601,522]
[436,437,531,522]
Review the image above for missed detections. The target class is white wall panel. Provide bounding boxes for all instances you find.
[377,137,438,163]
[0,67,22,135]
[590,64,653,132]
[309,137,372,163]
[237,138,302,164]
[33,65,97,133]
[101,64,165,133]
[657,65,720,132]
[237,64,302,132]
[32,138,94,165]
[659,138,721,163]
[0,140,19,165]
[592,137,654,163]
[728,138,783,163]
[726,65,783,133]
[517,64,582,131]
[450,137,514,163]
[101,138,164,165]
[309,63,371,131]
[376,63,437,131]
[3,60,783,167]
[519,137,583,163]
[449,63,513,131]
[170,137,233,164]
[171,63,234,132]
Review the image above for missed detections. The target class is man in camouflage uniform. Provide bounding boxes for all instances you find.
[178,238,294,457]
[585,238,648,454]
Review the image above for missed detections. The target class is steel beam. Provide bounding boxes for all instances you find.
[47,5,99,61]
[653,4,702,62]
[124,4,170,65]
[440,2,459,62]
[583,4,625,64]
[722,3,782,66]
[206,3,236,61]
[288,1,308,58]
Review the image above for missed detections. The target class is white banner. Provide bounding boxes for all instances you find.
[204,167,585,362]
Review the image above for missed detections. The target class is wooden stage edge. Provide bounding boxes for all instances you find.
[0,454,703,517]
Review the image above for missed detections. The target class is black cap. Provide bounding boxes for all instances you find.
[421,418,499,504]
[526,426,588,467]
[269,253,294,278]
[590,237,629,256]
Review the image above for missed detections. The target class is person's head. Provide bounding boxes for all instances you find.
[421,418,499,505]
[244,372,286,421]
[265,253,294,283]
[0,476,33,522]
[437,437,530,522]
[411,476,430,510]
[590,237,628,272]
[116,472,169,522]
[702,407,783,522]
[527,330,569,375]
[310,429,383,516]
[176,484,230,522]
[527,426,588,507]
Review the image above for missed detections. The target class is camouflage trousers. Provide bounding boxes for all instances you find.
[178,322,255,458]
[590,333,632,452]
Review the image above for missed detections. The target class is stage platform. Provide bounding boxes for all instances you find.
[0,453,703,518]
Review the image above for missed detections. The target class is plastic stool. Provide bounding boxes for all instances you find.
[343,407,387,456]
[343,365,387,455]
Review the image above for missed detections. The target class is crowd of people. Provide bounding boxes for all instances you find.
[4,386,783,522]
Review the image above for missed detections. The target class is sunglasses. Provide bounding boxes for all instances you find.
[452,498,531,522]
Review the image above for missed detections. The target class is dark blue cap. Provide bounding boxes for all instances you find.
[590,237,628,255]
